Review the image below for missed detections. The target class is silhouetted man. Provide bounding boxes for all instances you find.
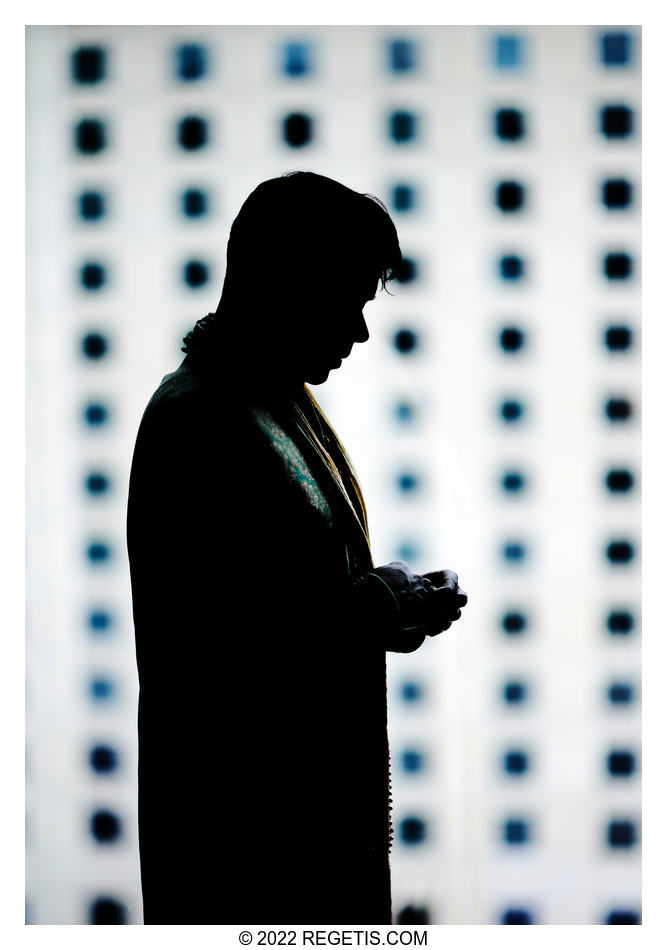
[127,171,467,924]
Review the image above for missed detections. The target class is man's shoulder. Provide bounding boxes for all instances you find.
[146,359,212,412]
[139,358,271,446]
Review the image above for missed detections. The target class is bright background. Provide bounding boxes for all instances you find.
[25,24,641,925]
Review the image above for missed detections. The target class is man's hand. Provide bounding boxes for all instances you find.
[371,561,467,653]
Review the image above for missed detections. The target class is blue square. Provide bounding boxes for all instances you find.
[504,681,527,704]
[504,749,529,774]
[176,44,207,81]
[390,39,416,72]
[504,818,530,844]
[401,681,423,703]
[90,678,114,701]
[495,35,522,69]
[608,682,634,705]
[402,749,424,773]
[392,184,415,212]
[284,42,310,77]
[601,32,632,66]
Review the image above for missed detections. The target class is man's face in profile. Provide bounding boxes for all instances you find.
[288,267,379,386]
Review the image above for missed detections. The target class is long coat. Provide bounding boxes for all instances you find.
[127,354,399,924]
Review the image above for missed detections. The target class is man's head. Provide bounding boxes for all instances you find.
[216,171,403,386]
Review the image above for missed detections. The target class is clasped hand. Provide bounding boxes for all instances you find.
[372,560,468,653]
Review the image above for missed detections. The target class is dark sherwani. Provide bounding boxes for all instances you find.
[127,353,399,924]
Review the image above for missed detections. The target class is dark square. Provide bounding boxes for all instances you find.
[81,332,108,359]
[390,110,416,143]
[606,610,634,635]
[604,325,633,351]
[604,252,633,280]
[90,744,118,773]
[500,400,523,423]
[600,105,634,138]
[605,469,634,493]
[84,403,109,426]
[183,260,209,288]
[501,471,525,493]
[72,46,106,84]
[607,820,636,848]
[80,262,106,291]
[504,680,526,703]
[499,255,524,280]
[392,184,415,211]
[605,398,632,422]
[87,542,111,563]
[608,682,634,705]
[504,750,529,774]
[397,905,429,924]
[75,119,106,155]
[394,328,419,354]
[504,819,529,844]
[501,908,532,924]
[499,327,524,352]
[89,897,127,925]
[178,116,208,150]
[496,181,525,212]
[400,816,426,844]
[90,809,121,843]
[495,108,525,141]
[606,540,635,564]
[606,910,640,925]
[602,179,633,209]
[78,191,106,220]
[502,611,527,635]
[607,750,636,776]
[283,112,312,147]
[86,472,110,495]
[182,189,208,217]
[396,256,418,282]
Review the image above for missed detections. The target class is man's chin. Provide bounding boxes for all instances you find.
[304,367,331,385]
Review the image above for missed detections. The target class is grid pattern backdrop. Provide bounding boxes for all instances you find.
[26,24,641,925]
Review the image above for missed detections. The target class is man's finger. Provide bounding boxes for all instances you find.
[426,619,452,637]
[422,569,446,588]
[429,586,460,609]
[423,569,459,592]
[455,587,468,607]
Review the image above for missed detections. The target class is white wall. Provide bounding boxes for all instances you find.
[26,24,641,925]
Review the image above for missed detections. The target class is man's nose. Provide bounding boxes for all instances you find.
[354,312,370,344]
